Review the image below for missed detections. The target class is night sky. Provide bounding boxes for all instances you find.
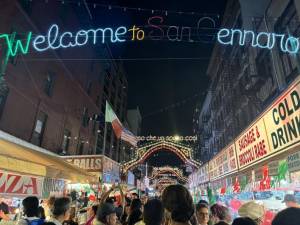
[90,0,227,136]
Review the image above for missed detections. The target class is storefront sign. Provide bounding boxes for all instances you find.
[287,151,300,172]
[63,155,102,172]
[0,171,43,196]
[103,157,120,183]
[235,118,270,169]
[264,78,300,154]
[42,178,66,198]
[209,143,238,180]
[127,171,135,186]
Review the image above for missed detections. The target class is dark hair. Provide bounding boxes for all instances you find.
[272,207,300,225]
[106,197,116,204]
[198,200,208,205]
[210,204,229,221]
[92,205,98,215]
[196,203,209,212]
[52,197,71,217]
[232,217,256,225]
[38,206,46,219]
[22,196,39,217]
[162,185,194,223]
[143,199,164,225]
[130,199,142,211]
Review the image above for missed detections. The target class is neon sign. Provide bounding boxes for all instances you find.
[33,24,128,52]
[0,16,217,60]
[217,28,300,54]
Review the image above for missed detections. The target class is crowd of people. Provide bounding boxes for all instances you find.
[0,184,299,225]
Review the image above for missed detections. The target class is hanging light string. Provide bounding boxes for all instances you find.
[40,0,220,17]
[142,91,207,119]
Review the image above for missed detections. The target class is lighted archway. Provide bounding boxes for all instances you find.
[123,140,200,172]
[149,166,188,183]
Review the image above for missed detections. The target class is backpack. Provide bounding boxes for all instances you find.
[25,218,45,225]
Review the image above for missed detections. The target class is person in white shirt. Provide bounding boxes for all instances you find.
[48,197,71,225]
[17,196,44,225]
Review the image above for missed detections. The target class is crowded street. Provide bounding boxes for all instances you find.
[0,1,300,225]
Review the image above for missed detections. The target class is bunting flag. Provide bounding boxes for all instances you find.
[240,176,247,191]
[277,160,288,181]
[207,186,216,205]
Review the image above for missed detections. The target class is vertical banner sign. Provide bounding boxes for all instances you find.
[235,118,270,169]
[287,151,300,172]
[264,77,300,155]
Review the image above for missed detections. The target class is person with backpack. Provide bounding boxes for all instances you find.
[17,196,44,225]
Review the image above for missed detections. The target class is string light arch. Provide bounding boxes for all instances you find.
[123,140,200,172]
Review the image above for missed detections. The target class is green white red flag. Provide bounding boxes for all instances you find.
[105,101,138,146]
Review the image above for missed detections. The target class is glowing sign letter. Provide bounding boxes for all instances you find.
[0,32,32,57]
[256,32,272,49]
[115,26,127,42]
[59,32,75,48]
[217,28,231,45]
[47,24,60,49]
[75,30,88,46]
[128,25,139,41]
[33,35,47,51]
[285,36,299,54]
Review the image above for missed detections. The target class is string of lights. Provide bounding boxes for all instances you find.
[35,0,221,17]
[26,0,298,20]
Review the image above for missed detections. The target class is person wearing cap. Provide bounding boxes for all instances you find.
[95,203,117,225]
[238,201,265,225]
[282,194,300,208]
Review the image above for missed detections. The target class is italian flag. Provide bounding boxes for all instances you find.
[105,101,123,139]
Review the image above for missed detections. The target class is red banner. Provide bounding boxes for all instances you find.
[0,171,43,196]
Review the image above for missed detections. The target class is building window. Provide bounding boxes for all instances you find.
[96,95,101,107]
[275,1,300,83]
[44,72,55,97]
[20,0,32,15]
[78,141,84,155]
[31,111,47,146]
[86,81,92,96]
[0,87,9,119]
[82,107,89,127]
[61,129,71,153]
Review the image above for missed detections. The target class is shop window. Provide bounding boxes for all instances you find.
[31,111,47,146]
[61,129,71,153]
[20,0,32,15]
[44,72,56,97]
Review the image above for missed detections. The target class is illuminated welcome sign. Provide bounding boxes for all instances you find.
[0,24,145,59]
[217,28,299,54]
[0,16,217,61]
